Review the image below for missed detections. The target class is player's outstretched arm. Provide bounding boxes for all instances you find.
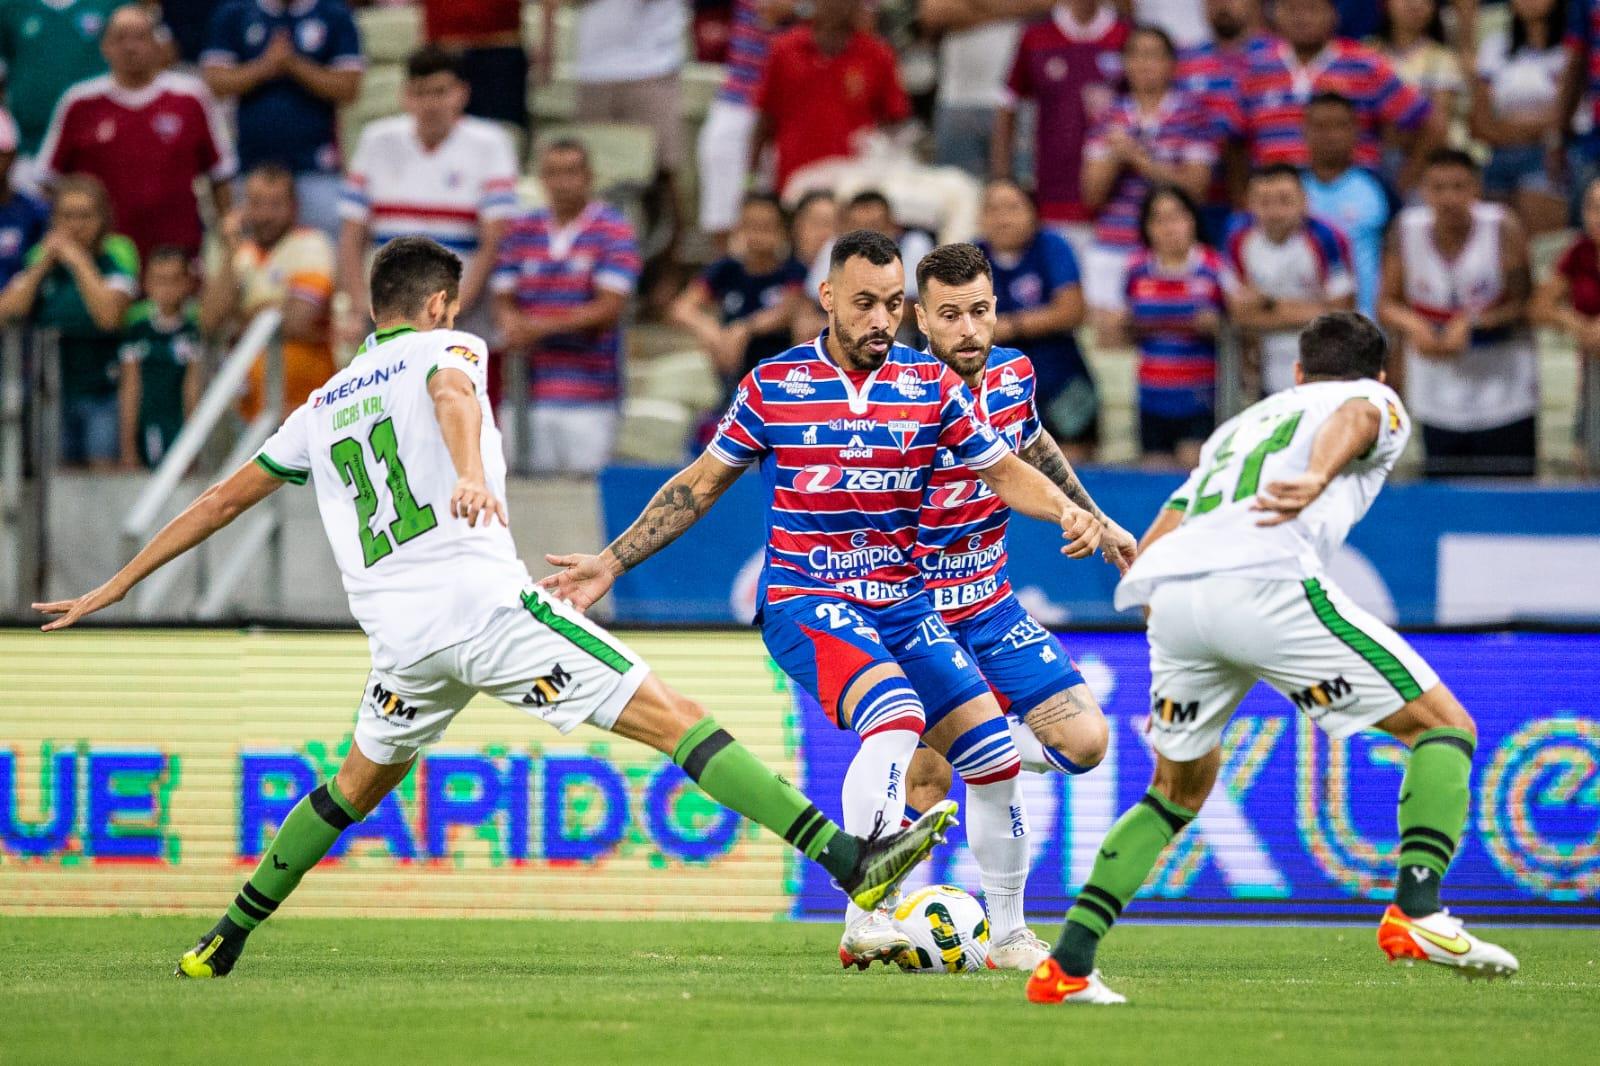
[1252,398,1382,526]
[429,367,508,528]
[541,451,744,611]
[976,452,1104,561]
[1019,431,1136,573]
[32,462,282,631]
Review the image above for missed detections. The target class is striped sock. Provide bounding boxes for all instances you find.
[1395,727,1475,917]
[225,779,363,932]
[673,717,859,880]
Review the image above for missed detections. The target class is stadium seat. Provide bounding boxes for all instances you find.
[341,63,406,160]
[356,5,421,66]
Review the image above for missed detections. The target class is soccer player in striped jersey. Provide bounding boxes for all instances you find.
[34,236,957,978]
[544,231,1109,969]
[903,243,1138,969]
[1027,312,1518,1006]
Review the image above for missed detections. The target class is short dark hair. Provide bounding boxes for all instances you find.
[245,161,296,193]
[829,228,900,272]
[1423,147,1479,176]
[1137,184,1202,248]
[1250,162,1304,187]
[846,189,892,215]
[406,44,462,81]
[1298,311,1387,380]
[1306,90,1355,114]
[145,245,191,273]
[793,189,836,216]
[1126,23,1177,59]
[916,242,992,295]
[542,137,591,169]
[740,192,786,222]
[369,236,463,319]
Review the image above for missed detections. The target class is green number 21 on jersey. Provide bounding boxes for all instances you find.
[1188,410,1304,516]
[330,417,439,567]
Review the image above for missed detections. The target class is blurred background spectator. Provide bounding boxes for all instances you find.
[1381,149,1538,478]
[1175,0,1267,241]
[1471,0,1569,235]
[789,189,838,274]
[976,177,1096,460]
[202,163,337,418]
[117,245,201,469]
[38,5,235,263]
[0,110,49,291]
[0,174,137,470]
[1301,91,1394,318]
[420,0,530,131]
[920,0,1049,178]
[336,46,518,350]
[1534,174,1600,470]
[493,139,640,475]
[1369,0,1465,191]
[0,0,121,193]
[202,0,363,237]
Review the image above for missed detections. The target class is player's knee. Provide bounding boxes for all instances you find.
[1034,714,1108,772]
[947,715,1021,786]
[846,673,926,739]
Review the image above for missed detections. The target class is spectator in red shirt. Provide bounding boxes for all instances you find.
[421,0,528,131]
[38,5,235,262]
[994,0,1130,259]
[754,0,911,197]
[1533,175,1600,468]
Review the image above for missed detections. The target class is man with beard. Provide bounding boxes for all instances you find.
[901,246,1137,937]
[543,230,1111,970]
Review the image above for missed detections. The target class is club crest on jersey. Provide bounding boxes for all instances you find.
[893,369,925,399]
[446,344,480,364]
[888,419,919,453]
[779,366,816,397]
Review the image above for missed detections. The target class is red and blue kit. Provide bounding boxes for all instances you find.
[915,348,1086,718]
[707,335,1008,734]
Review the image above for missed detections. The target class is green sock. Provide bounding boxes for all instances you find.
[1053,788,1196,976]
[1395,727,1474,918]
[673,717,859,880]
[225,779,363,932]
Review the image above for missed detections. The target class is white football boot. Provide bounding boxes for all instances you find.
[839,909,910,970]
[986,928,1051,971]
[1377,905,1519,979]
[1025,959,1128,1005]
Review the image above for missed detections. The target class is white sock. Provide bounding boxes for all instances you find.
[1007,717,1055,775]
[966,776,1030,940]
[840,728,919,925]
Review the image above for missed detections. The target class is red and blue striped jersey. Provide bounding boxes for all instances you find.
[916,348,1043,623]
[490,202,641,405]
[707,335,1010,610]
[1085,91,1219,252]
[715,0,773,107]
[1238,36,1428,167]
[1125,246,1233,417]
[1568,0,1600,126]
[1176,34,1268,205]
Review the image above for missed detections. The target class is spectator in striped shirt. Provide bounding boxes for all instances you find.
[1240,0,1438,188]
[492,140,642,475]
[336,46,519,352]
[1081,25,1217,337]
[1176,0,1271,239]
[1105,184,1237,468]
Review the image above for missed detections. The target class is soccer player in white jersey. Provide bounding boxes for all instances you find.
[1026,312,1520,1006]
[33,236,957,979]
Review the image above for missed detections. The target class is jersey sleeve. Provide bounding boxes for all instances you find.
[254,402,313,486]
[325,5,366,71]
[1003,36,1033,106]
[478,127,521,222]
[197,83,238,181]
[1163,466,1202,513]
[1373,56,1430,131]
[1350,382,1412,468]
[937,370,1007,471]
[338,126,375,223]
[1019,359,1044,449]
[705,370,769,467]
[1040,230,1081,290]
[199,4,240,67]
[427,332,489,392]
[595,217,641,295]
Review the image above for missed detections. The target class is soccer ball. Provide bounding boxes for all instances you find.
[889,885,990,973]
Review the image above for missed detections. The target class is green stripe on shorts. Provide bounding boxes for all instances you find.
[520,590,631,674]
[1302,578,1423,702]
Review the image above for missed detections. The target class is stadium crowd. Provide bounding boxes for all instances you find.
[2,0,1600,478]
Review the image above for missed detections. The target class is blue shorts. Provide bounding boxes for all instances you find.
[762,592,992,735]
[947,597,1085,719]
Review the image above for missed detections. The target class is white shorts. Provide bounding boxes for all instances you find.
[1082,243,1134,312]
[1144,574,1439,762]
[696,98,758,235]
[529,404,619,474]
[353,587,650,765]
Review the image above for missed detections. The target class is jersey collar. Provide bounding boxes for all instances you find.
[813,331,883,415]
[356,324,416,358]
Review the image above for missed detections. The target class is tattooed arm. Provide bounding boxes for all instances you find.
[539,452,745,611]
[1018,432,1138,573]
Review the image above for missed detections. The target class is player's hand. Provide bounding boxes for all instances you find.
[538,552,617,612]
[1100,519,1138,575]
[1059,506,1103,560]
[450,477,507,527]
[1251,472,1329,526]
[33,582,125,632]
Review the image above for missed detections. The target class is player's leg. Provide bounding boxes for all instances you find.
[1258,576,1517,978]
[176,663,469,977]
[904,745,954,825]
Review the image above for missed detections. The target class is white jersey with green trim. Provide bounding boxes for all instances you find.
[1115,378,1410,610]
[253,325,530,670]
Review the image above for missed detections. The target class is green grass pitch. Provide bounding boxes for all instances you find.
[3,918,1595,1065]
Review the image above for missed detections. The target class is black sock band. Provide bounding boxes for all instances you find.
[309,784,357,831]
[678,728,735,783]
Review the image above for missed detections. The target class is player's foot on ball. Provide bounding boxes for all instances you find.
[839,910,911,970]
[839,800,959,912]
[174,917,248,978]
[1377,905,1518,979]
[987,928,1051,971]
[1025,958,1127,1005]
